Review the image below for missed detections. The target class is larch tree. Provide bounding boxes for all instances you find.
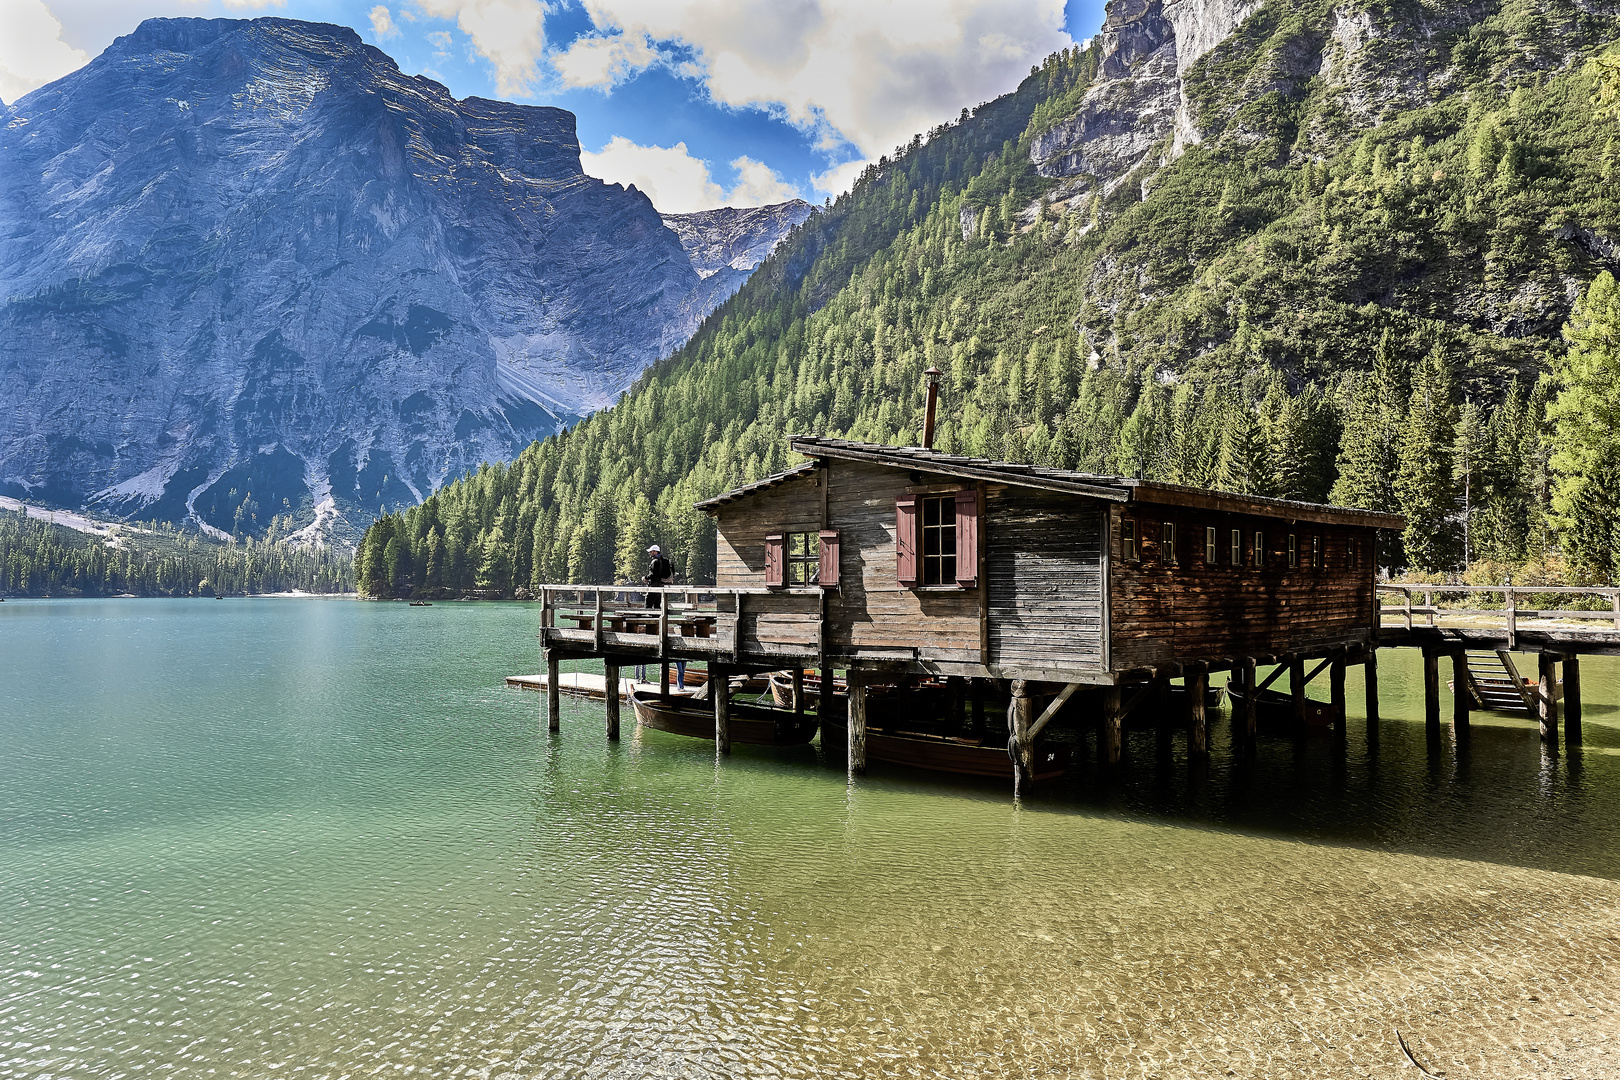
[1394,345,1460,572]
[1546,271,1620,579]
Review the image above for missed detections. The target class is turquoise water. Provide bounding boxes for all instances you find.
[4,598,1620,1078]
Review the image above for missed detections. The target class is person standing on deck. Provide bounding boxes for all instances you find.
[639,545,683,687]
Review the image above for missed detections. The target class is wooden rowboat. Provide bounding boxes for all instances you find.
[629,691,818,746]
[1225,684,1339,730]
[822,718,1068,782]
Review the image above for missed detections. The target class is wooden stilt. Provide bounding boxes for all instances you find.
[1364,648,1380,725]
[790,667,804,716]
[604,661,620,740]
[713,663,731,755]
[659,661,670,701]
[1539,652,1560,744]
[970,679,985,739]
[1330,653,1347,746]
[848,672,868,775]
[1239,657,1257,750]
[1010,680,1034,796]
[1290,655,1307,733]
[1423,652,1440,734]
[819,666,834,721]
[546,649,561,733]
[1451,652,1471,737]
[1102,685,1122,766]
[1188,668,1208,758]
[1565,655,1582,750]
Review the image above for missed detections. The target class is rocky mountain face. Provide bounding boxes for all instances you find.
[661,200,815,312]
[0,17,795,541]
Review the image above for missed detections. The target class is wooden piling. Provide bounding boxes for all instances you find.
[546,649,561,733]
[659,661,670,701]
[1539,652,1560,744]
[848,673,868,776]
[1423,652,1440,734]
[1010,680,1034,796]
[604,661,620,740]
[713,663,731,755]
[1188,668,1208,758]
[1102,685,1122,766]
[1330,653,1347,745]
[1565,655,1582,750]
[1239,657,1257,749]
[1290,655,1307,733]
[819,666,834,722]
[1364,647,1380,725]
[791,667,804,716]
[970,678,986,738]
[1450,651,1471,737]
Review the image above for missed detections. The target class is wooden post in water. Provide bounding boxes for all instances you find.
[1565,655,1582,750]
[546,649,561,733]
[1364,648,1380,725]
[847,671,868,776]
[1102,685,1122,766]
[713,663,731,755]
[1188,668,1208,758]
[819,666,834,721]
[604,661,620,740]
[1539,652,1560,744]
[970,678,985,739]
[791,667,804,716]
[1290,655,1307,733]
[1450,651,1471,737]
[1422,652,1441,734]
[1009,680,1034,796]
[1330,652,1347,745]
[1238,657,1258,750]
[659,661,670,701]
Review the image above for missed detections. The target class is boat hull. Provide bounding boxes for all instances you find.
[823,720,1068,782]
[1226,685,1340,730]
[630,691,818,746]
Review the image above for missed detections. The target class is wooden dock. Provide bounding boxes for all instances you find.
[505,671,698,700]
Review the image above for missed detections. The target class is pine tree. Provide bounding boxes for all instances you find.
[1214,400,1270,495]
[1394,346,1460,572]
[1546,271,1620,578]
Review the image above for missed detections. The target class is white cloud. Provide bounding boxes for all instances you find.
[369,5,400,39]
[580,137,802,213]
[562,0,1072,163]
[811,158,866,200]
[0,0,90,103]
[726,156,800,206]
[553,29,656,89]
[412,0,549,96]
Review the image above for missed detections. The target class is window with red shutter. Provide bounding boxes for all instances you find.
[954,488,978,588]
[764,533,785,588]
[895,495,918,586]
[818,529,840,589]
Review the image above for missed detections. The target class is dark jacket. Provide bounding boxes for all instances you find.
[645,555,672,587]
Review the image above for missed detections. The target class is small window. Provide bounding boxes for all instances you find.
[921,494,957,585]
[1162,521,1178,566]
[1231,528,1242,567]
[1205,526,1218,565]
[787,531,820,585]
[1312,534,1322,570]
[1254,530,1264,568]
[1287,534,1298,569]
[1353,541,1361,570]
[1122,518,1137,562]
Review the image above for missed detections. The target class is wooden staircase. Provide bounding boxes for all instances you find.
[1451,651,1558,715]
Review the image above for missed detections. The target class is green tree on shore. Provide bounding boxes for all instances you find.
[1546,271,1620,577]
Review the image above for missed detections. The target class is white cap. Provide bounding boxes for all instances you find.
[647,544,661,553]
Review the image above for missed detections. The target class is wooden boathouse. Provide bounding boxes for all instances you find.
[537,434,1406,792]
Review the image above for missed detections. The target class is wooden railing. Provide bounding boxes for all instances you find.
[536,584,823,660]
[1377,583,1620,642]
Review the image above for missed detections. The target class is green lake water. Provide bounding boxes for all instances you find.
[4,598,1620,1078]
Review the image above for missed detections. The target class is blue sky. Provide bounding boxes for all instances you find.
[5,0,1106,212]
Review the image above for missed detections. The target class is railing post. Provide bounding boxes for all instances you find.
[1506,587,1517,650]
[1612,589,1619,633]
[1404,587,1413,631]
[593,587,605,652]
[657,588,669,660]
[1426,588,1435,627]
[732,591,746,664]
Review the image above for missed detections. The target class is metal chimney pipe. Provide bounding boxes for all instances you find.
[922,366,942,449]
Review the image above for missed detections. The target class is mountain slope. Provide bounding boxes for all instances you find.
[0,17,722,539]
[357,0,1620,596]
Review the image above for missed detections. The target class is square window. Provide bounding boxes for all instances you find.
[787,531,820,585]
[921,495,957,586]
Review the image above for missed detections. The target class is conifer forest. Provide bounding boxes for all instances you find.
[358,0,1620,599]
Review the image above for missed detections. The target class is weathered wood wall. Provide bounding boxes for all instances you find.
[1108,504,1376,669]
[714,473,821,590]
[987,487,1106,672]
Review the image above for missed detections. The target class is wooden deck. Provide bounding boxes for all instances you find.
[505,671,699,700]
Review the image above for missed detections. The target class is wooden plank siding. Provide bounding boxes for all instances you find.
[1108,504,1377,669]
[824,460,982,665]
[714,472,822,590]
[987,486,1106,672]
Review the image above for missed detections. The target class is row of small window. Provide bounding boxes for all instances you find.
[1121,520,1364,571]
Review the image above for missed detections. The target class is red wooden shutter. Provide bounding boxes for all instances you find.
[895,496,918,586]
[954,488,979,588]
[818,529,840,589]
[764,534,785,588]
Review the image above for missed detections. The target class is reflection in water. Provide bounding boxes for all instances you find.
[1,599,1618,1078]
